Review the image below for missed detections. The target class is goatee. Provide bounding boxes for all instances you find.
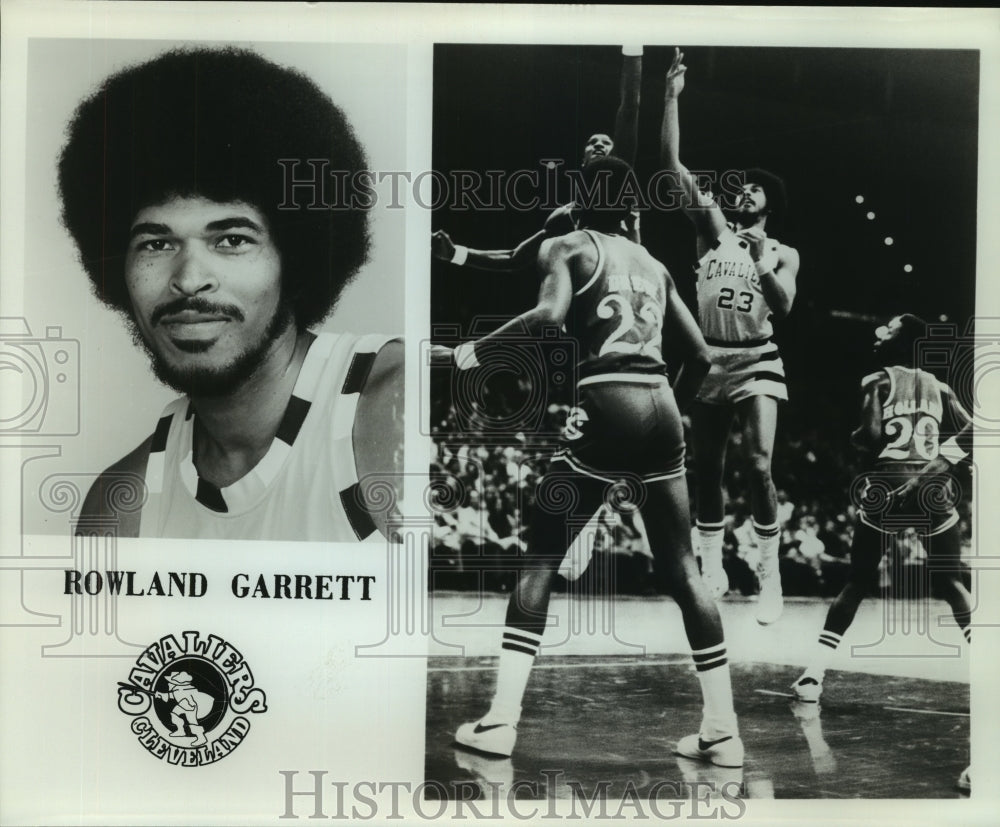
[129,304,295,398]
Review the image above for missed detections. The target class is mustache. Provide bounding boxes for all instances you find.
[151,297,245,325]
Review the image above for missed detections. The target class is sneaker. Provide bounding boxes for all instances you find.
[674,733,745,768]
[755,563,783,625]
[455,718,517,758]
[791,674,823,703]
[957,765,970,793]
[702,565,729,600]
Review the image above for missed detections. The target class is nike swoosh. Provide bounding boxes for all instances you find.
[698,735,733,752]
[473,723,507,734]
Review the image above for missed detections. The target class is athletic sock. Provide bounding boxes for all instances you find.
[753,520,781,573]
[802,629,843,681]
[696,520,726,572]
[691,642,738,739]
[484,627,543,724]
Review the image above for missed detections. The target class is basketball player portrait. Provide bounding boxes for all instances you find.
[53,45,405,541]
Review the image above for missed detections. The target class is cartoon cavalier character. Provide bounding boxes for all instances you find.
[156,671,215,746]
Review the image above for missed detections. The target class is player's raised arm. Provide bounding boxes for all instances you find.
[662,271,713,411]
[659,48,727,245]
[612,46,643,166]
[432,228,549,273]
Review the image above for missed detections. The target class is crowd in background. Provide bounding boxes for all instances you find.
[429,375,973,598]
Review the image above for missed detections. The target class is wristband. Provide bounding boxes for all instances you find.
[754,260,774,278]
[451,245,469,266]
[622,46,644,57]
[454,341,480,370]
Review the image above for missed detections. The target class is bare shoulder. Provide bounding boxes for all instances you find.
[540,229,593,258]
[353,338,404,539]
[777,241,800,268]
[76,436,153,536]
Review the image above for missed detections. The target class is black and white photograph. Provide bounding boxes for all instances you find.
[10,38,406,543]
[2,3,1000,826]
[427,41,986,804]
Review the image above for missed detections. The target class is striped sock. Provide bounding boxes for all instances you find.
[804,630,843,680]
[692,642,738,738]
[962,625,971,644]
[696,520,726,571]
[753,520,781,569]
[486,628,543,724]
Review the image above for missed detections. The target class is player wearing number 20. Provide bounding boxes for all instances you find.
[660,49,800,623]
[792,314,973,704]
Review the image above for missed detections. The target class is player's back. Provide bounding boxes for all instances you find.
[870,365,947,471]
[565,230,668,381]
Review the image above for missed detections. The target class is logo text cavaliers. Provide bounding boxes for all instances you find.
[117,631,268,766]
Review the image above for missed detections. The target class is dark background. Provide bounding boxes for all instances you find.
[431,44,980,437]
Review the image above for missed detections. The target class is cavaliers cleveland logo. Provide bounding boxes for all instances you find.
[117,631,267,766]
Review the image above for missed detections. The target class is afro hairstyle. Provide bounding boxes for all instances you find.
[58,47,372,330]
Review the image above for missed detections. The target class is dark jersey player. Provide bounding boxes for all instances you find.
[660,48,801,624]
[439,156,744,768]
[432,46,644,271]
[792,314,972,787]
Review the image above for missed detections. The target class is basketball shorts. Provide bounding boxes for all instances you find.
[555,376,686,483]
[855,470,960,538]
[525,376,687,566]
[697,340,787,405]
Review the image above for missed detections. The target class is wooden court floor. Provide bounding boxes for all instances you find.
[425,596,970,801]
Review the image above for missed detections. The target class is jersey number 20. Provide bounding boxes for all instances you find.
[717,287,753,313]
[880,414,940,461]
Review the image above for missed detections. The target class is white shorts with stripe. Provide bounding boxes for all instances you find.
[697,339,788,405]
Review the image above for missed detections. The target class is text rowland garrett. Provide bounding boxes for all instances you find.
[64,570,376,600]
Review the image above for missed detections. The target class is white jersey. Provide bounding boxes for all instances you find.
[696,225,780,344]
[138,332,396,542]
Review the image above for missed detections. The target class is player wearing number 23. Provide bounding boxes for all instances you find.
[660,47,801,623]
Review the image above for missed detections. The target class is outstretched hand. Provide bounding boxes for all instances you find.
[665,47,687,98]
[432,229,455,261]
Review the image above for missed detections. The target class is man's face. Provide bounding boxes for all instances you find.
[582,133,614,164]
[736,183,768,218]
[125,196,291,396]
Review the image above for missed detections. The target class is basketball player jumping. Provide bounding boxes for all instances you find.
[660,48,800,624]
[62,48,403,541]
[440,156,744,768]
[432,46,644,271]
[792,314,972,789]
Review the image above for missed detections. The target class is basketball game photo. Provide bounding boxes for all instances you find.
[426,42,980,805]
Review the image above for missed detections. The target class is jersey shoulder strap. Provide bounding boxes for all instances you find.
[574,230,606,296]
